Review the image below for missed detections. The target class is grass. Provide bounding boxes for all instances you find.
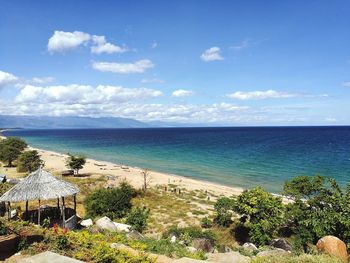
[250,254,343,263]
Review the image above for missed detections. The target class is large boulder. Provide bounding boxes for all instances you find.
[96,216,117,232]
[270,238,292,252]
[126,229,144,240]
[206,252,250,263]
[256,248,291,257]
[113,222,131,233]
[110,243,139,256]
[242,242,258,252]
[80,218,93,227]
[191,238,214,253]
[316,236,348,263]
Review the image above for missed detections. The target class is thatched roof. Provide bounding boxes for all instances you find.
[0,168,79,202]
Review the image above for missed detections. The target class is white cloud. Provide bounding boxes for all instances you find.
[15,84,162,104]
[92,60,154,74]
[151,42,158,49]
[91,35,127,54]
[47,31,91,53]
[200,47,224,61]
[141,78,164,84]
[227,90,297,100]
[172,89,195,97]
[342,82,350,88]
[31,76,54,84]
[0,70,18,89]
[230,39,250,50]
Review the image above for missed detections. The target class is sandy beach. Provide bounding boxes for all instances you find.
[1,133,244,198]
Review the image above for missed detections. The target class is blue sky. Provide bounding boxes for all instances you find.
[0,0,349,125]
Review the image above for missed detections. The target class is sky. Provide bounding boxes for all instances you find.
[0,0,350,126]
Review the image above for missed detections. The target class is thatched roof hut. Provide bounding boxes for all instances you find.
[0,168,79,227]
[0,168,79,202]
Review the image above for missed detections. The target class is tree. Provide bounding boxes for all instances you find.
[214,197,235,227]
[85,181,136,219]
[0,137,27,167]
[66,154,86,175]
[141,169,151,193]
[232,187,284,245]
[17,150,43,173]
[126,206,150,233]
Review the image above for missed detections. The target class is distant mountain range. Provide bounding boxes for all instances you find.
[0,115,153,129]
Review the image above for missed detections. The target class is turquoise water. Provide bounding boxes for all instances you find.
[4,127,350,193]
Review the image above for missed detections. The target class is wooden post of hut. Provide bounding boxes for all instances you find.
[61,197,65,228]
[25,200,29,220]
[73,194,77,214]
[7,201,10,220]
[38,199,41,225]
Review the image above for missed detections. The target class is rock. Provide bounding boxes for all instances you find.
[270,238,292,252]
[110,243,139,256]
[173,257,213,263]
[10,209,17,219]
[242,242,258,252]
[207,251,250,263]
[218,245,233,253]
[113,222,131,233]
[316,236,348,263]
[170,235,177,243]
[256,248,291,257]
[80,218,93,227]
[95,216,117,232]
[152,254,174,263]
[191,238,213,253]
[127,230,144,240]
[186,246,197,253]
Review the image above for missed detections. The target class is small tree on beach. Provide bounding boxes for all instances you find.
[17,150,44,173]
[66,154,86,175]
[141,169,151,193]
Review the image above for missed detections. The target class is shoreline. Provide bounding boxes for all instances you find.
[0,134,245,197]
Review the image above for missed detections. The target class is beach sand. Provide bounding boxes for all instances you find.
[0,133,244,197]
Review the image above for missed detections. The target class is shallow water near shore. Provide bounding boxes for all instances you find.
[4,126,350,193]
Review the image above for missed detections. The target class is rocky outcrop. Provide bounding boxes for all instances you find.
[256,248,291,257]
[113,222,131,233]
[110,243,139,256]
[96,216,117,232]
[126,229,144,240]
[80,218,93,227]
[270,238,292,252]
[242,243,258,252]
[191,238,213,253]
[316,236,348,263]
[206,252,250,263]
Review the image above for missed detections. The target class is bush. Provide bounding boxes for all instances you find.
[85,182,136,219]
[126,206,150,233]
[232,187,284,246]
[284,175,350,251]
[66,154,86,175]
[214,197,235,227]
[0,137,27,167]
[17,150,43,173]
[201,217,213,228]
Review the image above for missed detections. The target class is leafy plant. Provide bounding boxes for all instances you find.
[201,217,213,228]
[66,153,86,175]
[85,182,136,219]
[0,137,27,167]
[214,197,235,227]
[17,150,43,172]
[126,206,150,233]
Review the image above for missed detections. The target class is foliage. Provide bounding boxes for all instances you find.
[284,175,350,251]
[283,175,325,199]
[85,181,136,219]
[0,182,12,195]
[201,217,213,228]
[65,153,86,175]
[0,220,7,235]
[214,197,235,227]
[232,187,284,246]
[163,226,216,245]
[126,206,150,233]
[0,137,27,167]
[17,150,43,173]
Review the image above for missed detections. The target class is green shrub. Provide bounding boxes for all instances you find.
[85,182,136,219]
[17,150,43,173]
[232,187,284,246]
[214,197,235,227]
[201,217,213,228]
[126,206,150,233]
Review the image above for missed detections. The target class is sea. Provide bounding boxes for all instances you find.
[4,126,350,193]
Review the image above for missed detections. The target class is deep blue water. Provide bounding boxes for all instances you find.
[4,127,350,193]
